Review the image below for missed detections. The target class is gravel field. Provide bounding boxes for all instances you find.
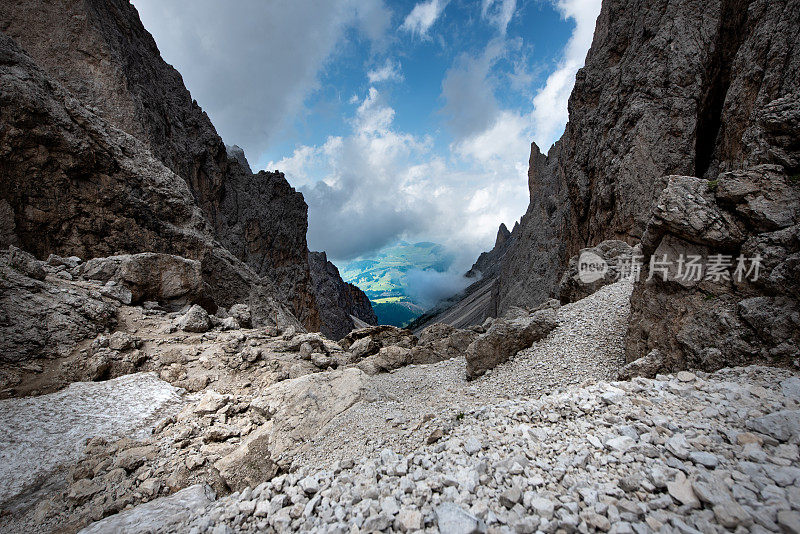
[291,280,631,470]
[180,366,800,534]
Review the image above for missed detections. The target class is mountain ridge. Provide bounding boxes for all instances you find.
[0,0,376,337]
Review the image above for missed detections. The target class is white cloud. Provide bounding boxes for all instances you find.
[269,87,528,265]
[530,0,602,149]
[285,0,603,264]
[367,59,404,84]
[131,0,392,161]
[440,40,505,140]
[454,110,530,167]
[132,0,602,271]
[400,0,449,38]
[480,0,517,34]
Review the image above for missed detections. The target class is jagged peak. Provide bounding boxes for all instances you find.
[225,144,252,175]
[495,223,511,249]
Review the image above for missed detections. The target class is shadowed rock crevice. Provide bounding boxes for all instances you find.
[695,0,753,178]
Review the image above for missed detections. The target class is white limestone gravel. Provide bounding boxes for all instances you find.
[290,280,631,470]
[182,365,800,534]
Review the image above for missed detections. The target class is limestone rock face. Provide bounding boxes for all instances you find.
[81,253,204,307]
[0,0,369,333]
[425,0,799,371]
[0,32,298,330]
[308,251,377,341]
[0,248,116,363]
[626,166,800,372]
[0,0,229,221]
[217,155,321,331]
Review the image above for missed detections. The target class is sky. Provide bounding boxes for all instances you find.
[132,0,602,270]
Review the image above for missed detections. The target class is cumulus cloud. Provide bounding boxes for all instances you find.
[132,0,601,272]
[367,59,404,84]
[399,0,449,38]
[131,0,391,161]
[269,87,431,260]
[480,0,517,34]
[530,0,602,149]
[440,40,504,140]
[270,0,601,265]
[269,86,529,265]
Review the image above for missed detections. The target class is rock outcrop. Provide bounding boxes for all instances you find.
[465,307,558,380]
[512,0,799,315]
[626,166,800,373]
[0,0,373,337]
[0,248,117,364]
[79,484,217,534]
[308,251,377,340]
[354,323,479,375]
[0,32,298,332]
[81,253,204,308]
[215,368,367,491]
[340,325,418,360]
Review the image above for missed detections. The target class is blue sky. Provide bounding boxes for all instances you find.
[132,0,601,268]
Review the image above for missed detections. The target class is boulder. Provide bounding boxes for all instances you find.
[409,323,479,365]
[0,249,117,363]
[465,308,558,379]
[349,336,378,361]
[435,502,486,534]
[79,484,216,534]
[229,304,252,329]
[82,253,203,307]
[748,410,800,442]
[618,350,665,379]
[358,346,412,375]
[8,246,46,281]
[627,167,800,372]
[178,305,211,333]
[216,368,366,490]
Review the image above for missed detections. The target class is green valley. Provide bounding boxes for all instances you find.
[337,241,453,327]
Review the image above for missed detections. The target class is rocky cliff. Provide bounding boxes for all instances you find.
[428,0,799,372]
[308,251,378,340]
[408,222,516,332]
[0,32,298,331]
[0,0,373,336]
